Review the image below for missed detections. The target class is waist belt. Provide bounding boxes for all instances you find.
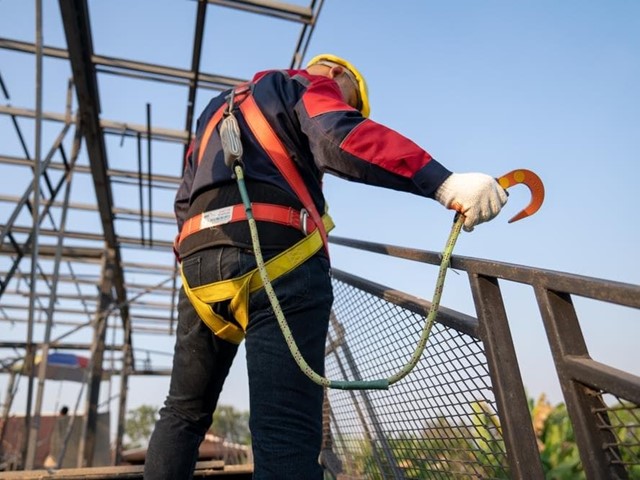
[176,202,316,250]
[181,213,334,344]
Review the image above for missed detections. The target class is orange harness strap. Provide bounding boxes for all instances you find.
[180,84,329,255]
[238,95,330,254]
[197,104,226,166]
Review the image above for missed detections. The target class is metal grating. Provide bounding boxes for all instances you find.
[326,276,509,479]
[598,393,640,477]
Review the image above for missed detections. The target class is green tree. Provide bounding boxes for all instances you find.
[124,404,159,449]
[210,405,250,445]
[531,395,583,479]
[340,394,639,479]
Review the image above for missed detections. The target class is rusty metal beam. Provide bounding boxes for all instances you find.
[1,225,173,250]
[0,36,245,91]
[0,317,178,336]
[0,270,176,293]
[469,273,545,479]
[534,286,627,479]
[58,0,130,309]
[0,193,176,223]
[207,0,313,23]
[0,153,182,186]
[0,341,123,351]
[78,250,115,467]
[330,236,640,308]
[0,104,188,143]
[183,0,208,156]
[58,4,135,463]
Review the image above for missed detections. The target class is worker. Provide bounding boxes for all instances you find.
[143,54,507,479]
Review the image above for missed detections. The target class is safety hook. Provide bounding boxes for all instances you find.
[497,169,545,223]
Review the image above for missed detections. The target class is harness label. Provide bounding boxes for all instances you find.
[201,206,234,228]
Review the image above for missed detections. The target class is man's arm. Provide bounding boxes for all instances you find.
[296,75,451,197]
[295,75,506,230]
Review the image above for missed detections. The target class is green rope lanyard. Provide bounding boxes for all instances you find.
[235,164,464,391]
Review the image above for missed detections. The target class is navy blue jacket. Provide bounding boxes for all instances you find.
[175,69,452,233]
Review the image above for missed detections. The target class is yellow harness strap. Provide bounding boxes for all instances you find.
[180,214,334,344]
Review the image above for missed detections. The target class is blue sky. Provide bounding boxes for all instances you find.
[1,0,639,426]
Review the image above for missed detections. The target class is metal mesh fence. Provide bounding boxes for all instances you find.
[598,393,640,477]
[325,276,510,479]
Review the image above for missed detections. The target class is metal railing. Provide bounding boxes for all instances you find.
[323,236,640,479]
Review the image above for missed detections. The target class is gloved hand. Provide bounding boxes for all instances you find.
[435,172,508,232]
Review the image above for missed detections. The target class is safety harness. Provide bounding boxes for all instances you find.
[177,84,333,345]
[176,82,460,390]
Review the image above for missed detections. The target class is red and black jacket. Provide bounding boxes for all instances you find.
[175,69,451,256]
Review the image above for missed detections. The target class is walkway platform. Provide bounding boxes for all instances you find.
[0,461,253,479]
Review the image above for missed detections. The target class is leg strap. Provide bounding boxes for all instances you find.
[181,214,334,344]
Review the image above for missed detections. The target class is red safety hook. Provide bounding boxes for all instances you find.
[497,169,545,223]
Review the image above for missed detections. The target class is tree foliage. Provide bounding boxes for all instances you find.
[531,394,583,479]
[124,404,159,449]
[122,403,250,451]
[340,394,640,479]
[210,404,251,445]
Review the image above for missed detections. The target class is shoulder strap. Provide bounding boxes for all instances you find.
[196,104,226,166]
[238,94,329,254]
[191,84,330,254]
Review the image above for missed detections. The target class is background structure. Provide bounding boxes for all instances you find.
[0,0,326,468]
[1,0,639,474]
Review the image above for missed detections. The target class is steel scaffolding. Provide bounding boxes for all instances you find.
[0,0,325,470]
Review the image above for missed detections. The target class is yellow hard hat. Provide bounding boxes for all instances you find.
[306,53,370,118]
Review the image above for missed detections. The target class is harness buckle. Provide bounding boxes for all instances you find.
[300,208,309,236]
[224,83,253,114]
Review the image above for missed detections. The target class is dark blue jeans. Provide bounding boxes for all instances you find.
[144,246,333,479]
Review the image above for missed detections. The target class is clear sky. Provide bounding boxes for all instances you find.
[0,0,639,432]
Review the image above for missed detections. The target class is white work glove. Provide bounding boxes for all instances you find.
[435,172,508,232]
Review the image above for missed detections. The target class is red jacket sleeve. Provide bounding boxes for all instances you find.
[295,74,451,198]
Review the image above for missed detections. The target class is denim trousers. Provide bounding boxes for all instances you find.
[144,246,333,479]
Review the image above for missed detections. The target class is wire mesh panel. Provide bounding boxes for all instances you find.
[326,276,509,479]
[598,393,640,476]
